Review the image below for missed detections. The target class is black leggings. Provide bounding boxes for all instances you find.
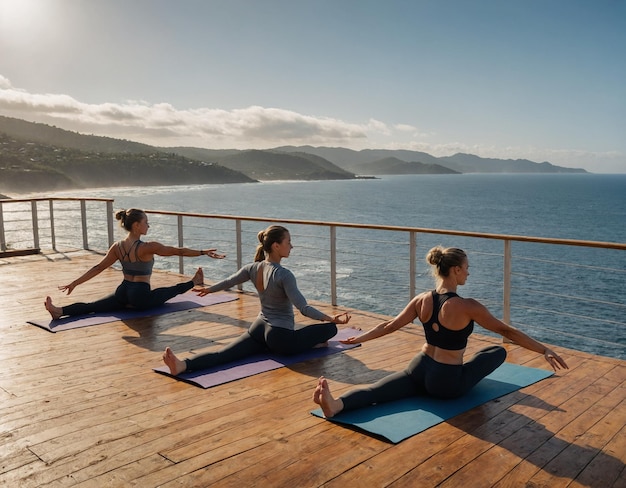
[61,280,194,317]
[340,345,507,411]
[185,316,338,372]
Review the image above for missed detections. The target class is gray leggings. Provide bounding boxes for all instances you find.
[185,316,338,372]
[61,280,194,316]
[340,345,507,411]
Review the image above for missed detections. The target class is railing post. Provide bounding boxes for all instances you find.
[49,200,56,251]
[80,200,88,249]
[503,239,512,342]
[107,201,114,247]
[236,220,243,291]
[330,225,337,306]
[31,201,40,250]
[0,201,6,252]
[409,231,417,299]
[177,215,184,274]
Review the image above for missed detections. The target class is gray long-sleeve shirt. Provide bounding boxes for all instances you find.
[208,261,328,329]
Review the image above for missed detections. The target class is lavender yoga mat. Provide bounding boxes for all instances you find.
[153,327,362,388]
[27,292,238,332]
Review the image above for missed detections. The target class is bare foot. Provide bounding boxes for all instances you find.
[313,376,344,418]
[192,267,204,286]
[44,296,63,320]
[313,341,329,349]
[162,347,187,375]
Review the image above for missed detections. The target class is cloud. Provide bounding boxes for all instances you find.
[0,75,623,172]
[0,76,369,147]
[0,75,13,90]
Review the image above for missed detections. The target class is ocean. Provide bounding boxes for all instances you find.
[44,173,626,359]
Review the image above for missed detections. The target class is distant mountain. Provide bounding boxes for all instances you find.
[274,145,588,174]
[350,156,459,175]
[164,146,354,180]
[438,153,586,173]
[0,118,254,194]
[215,149,354,180]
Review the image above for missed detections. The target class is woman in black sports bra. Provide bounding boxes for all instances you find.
[313,245,569,418]
[44,208,225,320]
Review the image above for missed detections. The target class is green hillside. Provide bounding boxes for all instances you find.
[165,147,355,180]
[215,150,355,180]
[0,131,254,194]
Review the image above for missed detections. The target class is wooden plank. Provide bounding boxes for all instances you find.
[440,366,624,487]
[490,364,623,487]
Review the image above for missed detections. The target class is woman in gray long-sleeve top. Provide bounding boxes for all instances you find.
[162,225,351,375]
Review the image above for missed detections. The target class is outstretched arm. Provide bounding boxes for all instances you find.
[141,241,226,259]
[58,244,119,295]
[467,299,569,371]
[196,265,251,296]
[341,295,422,344]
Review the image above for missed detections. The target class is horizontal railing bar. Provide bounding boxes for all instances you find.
[144,210,626,251]
[0,197,115,203]
[3,200,621,250]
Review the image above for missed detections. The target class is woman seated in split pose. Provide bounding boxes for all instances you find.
[163,225,351,375]
[313,245,569,418]
[44,208,225,319]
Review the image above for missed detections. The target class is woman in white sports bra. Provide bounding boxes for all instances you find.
[44,208,225,319]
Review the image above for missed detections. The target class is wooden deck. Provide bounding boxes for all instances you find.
[1,251,624,487]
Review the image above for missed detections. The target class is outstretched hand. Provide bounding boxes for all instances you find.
[544,347,569,371]
[340,336,359,345]
[204,248,226,259]
[196,287,211,297]
[58,283,76,295]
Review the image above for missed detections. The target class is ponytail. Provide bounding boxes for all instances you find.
[254,225,289,261]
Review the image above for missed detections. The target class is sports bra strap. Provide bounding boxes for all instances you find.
[119,240,142,261]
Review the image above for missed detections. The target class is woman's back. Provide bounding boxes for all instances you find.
[251,262,295,326]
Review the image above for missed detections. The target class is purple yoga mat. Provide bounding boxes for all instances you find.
[153,327,362,388]
[27,292,239,332]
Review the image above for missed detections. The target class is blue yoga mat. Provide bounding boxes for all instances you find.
[311,362,553,443]
[28,292,238,332]
[154,327,361,388]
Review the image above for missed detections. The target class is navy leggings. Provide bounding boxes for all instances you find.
[185,316,338,372]
[61,280,194,316]
[340,345,507,411]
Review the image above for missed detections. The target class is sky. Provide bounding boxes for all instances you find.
[0,0,624,173]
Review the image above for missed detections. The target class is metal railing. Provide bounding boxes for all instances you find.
[0,197,114,253]
[2,197,625,359]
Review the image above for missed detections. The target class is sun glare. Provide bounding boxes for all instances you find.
[0,0,51,41]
